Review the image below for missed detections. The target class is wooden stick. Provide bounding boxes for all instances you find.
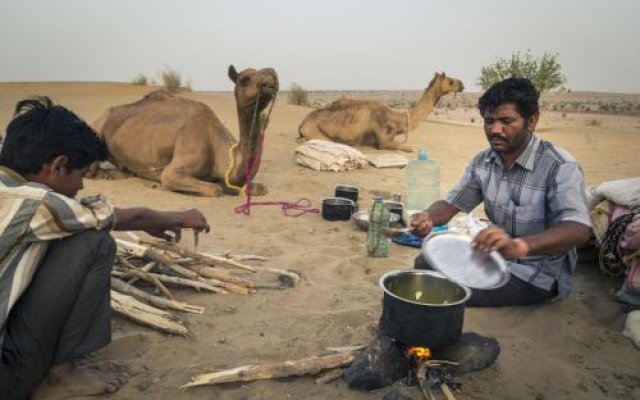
[166,263,200,280]
[112,269,175,300]
[315,368,343,384]
[204,278,252,295]
[186,265,255,288]
[441,383,458,400]
[250,266,302,285]
[114,269,228,295]
[126,261,158,285]
[142,240,257,272]
[111,291,189,336]
[111,278,205,314]
[218,251,267,262]
[116,239,174,265]
[181,349,361,388]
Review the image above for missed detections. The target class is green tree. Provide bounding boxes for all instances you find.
[477,50,567,92]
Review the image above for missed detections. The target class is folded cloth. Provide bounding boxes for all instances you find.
[295,139,368,171]
[623,310,640,349]
[587,177,640,210]
[392,232,424,248]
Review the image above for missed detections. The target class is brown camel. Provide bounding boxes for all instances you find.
[297,72,464,152]
[91,65,279,196]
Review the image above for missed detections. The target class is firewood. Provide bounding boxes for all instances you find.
[126,260,158,285]
[142,239,258,272]
[166,263,200,280]
[111,278,205,314]
[110,291,189,336]
[186,265,255,288]
[218,251,267,262]
[441,383,458,400]
[315,368,343,384]
[113,269,228,295]
[204,278,252,295]
[181,348,362,388]
[112,269,175,300]
[250,266,302,285]
[115,239,174,265]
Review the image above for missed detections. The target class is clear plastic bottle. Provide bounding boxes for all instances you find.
[367,196,390,257]
[405,146,441,213]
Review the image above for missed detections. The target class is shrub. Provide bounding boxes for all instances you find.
[477,50,567,92]
[587,119,601,127]
[132,74,148,86]
[161,69,183,93]
[288,83,310,106]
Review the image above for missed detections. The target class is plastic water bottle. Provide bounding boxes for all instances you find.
[367,196,390,257]
[405,146,440,214]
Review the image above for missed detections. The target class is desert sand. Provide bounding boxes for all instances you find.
[1,82,640,400]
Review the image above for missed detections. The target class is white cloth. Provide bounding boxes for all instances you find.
[366,153,409,169]
[623,310,640,349]
[586,177,640,210]
[295,139,368,172]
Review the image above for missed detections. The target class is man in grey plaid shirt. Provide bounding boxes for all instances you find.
[411,77,591,307]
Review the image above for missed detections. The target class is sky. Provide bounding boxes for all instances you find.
[1,0,639,93]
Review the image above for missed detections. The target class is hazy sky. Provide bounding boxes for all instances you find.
[1,0,639,92]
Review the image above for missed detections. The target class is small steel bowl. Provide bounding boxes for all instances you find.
[352,210,401,231]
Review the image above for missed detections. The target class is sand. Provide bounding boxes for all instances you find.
[1,83,640,400]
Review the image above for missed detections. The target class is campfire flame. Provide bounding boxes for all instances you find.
[405,346,432,360]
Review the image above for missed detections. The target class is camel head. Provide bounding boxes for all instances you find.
[228,65,279,113]
[428,72,465,96]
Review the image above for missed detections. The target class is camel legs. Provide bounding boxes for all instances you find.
[160,167,224,197]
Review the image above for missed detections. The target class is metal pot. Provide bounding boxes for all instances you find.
[321,197,356,221]
[379,270,471,347]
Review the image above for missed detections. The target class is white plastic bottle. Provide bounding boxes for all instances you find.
[405,146,441,214]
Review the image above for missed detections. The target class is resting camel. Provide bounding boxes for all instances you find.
[297,72,464,152]
[91,65,279,196]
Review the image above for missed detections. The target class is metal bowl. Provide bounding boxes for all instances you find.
[352,210,400,230]
[421,231,510,290]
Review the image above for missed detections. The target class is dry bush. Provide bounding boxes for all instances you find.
[586,119,601,127]
[161,69,183,93]
[131,74,148,86]
[288,83,310,106]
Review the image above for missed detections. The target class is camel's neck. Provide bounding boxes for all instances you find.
[227,107,265,187]
[407,84,444,131]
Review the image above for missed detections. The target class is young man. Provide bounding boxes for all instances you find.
[410,77,591,307]
[0,97,210,399]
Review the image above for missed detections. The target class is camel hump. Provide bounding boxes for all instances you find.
[143,90,176,102]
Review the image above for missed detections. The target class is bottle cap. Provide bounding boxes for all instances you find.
[373,196,384,202]
[418,146,428,161]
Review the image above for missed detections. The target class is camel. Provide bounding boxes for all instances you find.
[91,65,279,196]
[297,72,464,152]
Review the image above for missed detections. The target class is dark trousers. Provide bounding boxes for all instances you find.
[414,254,557,307]
[0,230,115,400]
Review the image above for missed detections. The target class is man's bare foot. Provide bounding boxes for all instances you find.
[30,362,127,400]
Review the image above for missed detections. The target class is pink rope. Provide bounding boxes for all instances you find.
[234,130,319,217]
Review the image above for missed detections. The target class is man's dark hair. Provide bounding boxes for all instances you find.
[478,77,540,119]
[0,96,108,175]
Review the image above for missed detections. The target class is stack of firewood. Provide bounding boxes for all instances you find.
[110,233,301,336]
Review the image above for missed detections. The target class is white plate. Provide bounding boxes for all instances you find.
[421,231,510,290]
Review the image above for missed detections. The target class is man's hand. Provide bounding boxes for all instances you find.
[472,226,529,259]
[410,212,434,238]
[114,207,210,242]
[145,209,210,242]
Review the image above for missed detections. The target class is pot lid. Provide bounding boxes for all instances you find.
[421,231,510,290]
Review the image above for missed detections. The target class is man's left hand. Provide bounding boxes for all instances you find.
[472,226,529,259]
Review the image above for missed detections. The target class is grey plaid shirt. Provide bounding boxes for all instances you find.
[444,135,590,296]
